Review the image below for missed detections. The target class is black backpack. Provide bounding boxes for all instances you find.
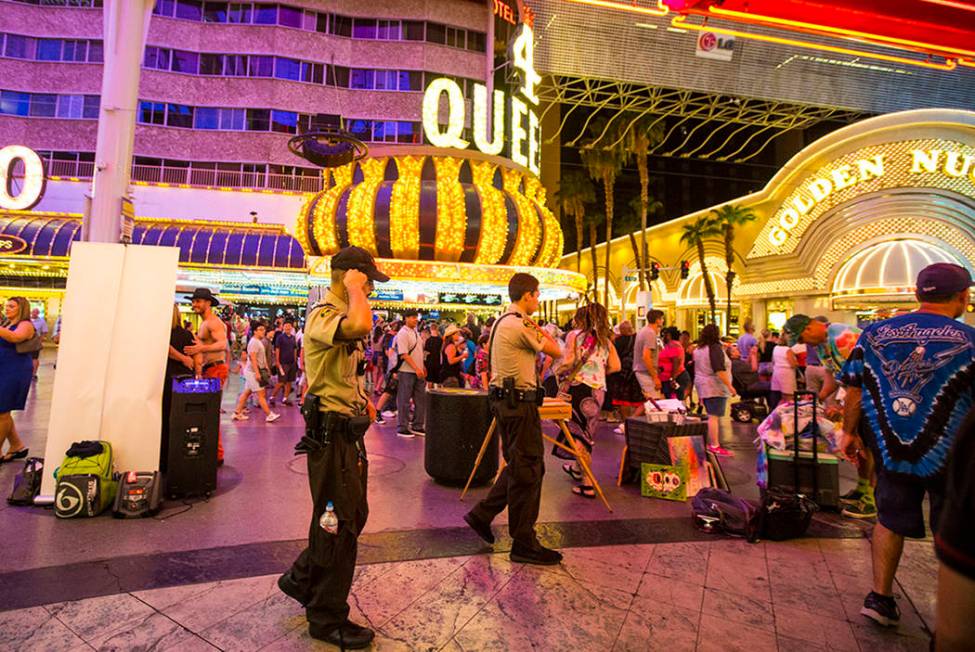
[7,457,44,506]
[691,487,761,542]
[758,487,818,541]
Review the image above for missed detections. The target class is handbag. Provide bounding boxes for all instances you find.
[15,333,42,354]
[258,367,271,387]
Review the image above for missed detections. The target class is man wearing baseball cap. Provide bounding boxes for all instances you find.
[278,246,387,648]
[838,262,975,629]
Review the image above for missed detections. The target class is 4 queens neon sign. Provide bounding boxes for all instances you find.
[0,145,46,211]
[422,24,542,175]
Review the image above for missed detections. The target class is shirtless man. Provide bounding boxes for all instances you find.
[183,288,229,464]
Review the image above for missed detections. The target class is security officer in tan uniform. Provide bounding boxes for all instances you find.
[278,246,388,649]
[464,272,564,565]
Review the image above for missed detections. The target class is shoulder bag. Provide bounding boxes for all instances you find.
[15,332,42,354]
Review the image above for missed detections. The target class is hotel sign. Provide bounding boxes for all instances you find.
[0,234,28,255]
[760,141,975,254]
[422,23,542,175]
[0,145,46,211]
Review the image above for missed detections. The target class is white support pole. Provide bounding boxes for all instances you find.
[82,0,154,243]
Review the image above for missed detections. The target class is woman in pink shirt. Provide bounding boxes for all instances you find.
[658,326,687,400]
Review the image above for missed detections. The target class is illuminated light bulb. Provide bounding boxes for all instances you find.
[422,78,469,150]
[473,84,505,156]
[311,162,353,255]
[432,157,467,262]
[389,155,423,259]
[345,157,386,255]
[0,145,45,210]
[509,97,529,170]
[502,168,540,266]
[470,160,508,265]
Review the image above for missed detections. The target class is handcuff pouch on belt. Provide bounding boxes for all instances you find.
[296,395,371,454]
[490,377,545,408]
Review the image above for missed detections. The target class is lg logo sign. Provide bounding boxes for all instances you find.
[0,145,46,211]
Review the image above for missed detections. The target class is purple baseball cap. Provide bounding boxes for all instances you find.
[916,263,974,298]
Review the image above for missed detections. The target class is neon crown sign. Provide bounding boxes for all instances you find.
[422,23,542,176]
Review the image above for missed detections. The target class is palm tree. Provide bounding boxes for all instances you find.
[710,204,758,334]
[580,117,626,308]
[624,115,665,291]
[679,215,722,325]
[556,169,596,275]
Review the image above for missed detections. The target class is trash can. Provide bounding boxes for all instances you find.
[424,387,497,486]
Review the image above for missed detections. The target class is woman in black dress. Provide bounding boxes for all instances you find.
[607,320,643,432]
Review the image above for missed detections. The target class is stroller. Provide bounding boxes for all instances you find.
[729,360,771,423]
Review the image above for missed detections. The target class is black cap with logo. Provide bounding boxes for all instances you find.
[916,263,973,299]
[331,246,390,283]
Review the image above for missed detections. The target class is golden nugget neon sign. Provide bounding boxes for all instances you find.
[422,24,541,175]
[768,148,975,247]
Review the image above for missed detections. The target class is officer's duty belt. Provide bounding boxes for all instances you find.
[489,386,541,403]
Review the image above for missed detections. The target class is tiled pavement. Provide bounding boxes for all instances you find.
[0,537,935,651]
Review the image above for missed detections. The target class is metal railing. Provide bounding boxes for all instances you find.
[41,159,324,192]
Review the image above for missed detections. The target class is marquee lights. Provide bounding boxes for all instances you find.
[421,24,542,175]
[0,145,46,211]
[389,155,422,259]
[311,162,352,255]
[433,156,467,261]
[502,167,540,266]
[471,160,508,265]
[346,157,384,253]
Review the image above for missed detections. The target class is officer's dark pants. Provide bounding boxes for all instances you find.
[288,434,369,631]
[471,399,544,548]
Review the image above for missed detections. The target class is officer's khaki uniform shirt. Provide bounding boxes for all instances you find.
[489,303,546,390]
[304,288,369,417]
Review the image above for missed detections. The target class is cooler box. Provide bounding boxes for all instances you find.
[766,447,840,509]
[165,377,221,498]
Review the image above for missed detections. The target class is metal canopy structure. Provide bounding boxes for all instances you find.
[540,75,865,162]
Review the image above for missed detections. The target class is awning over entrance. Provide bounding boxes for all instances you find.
[0,213,306,271]
[832,239,963,305]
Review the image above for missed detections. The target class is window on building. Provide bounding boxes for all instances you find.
[301,9,317,31]
[253,4,277,24]
[203,1,228,22]
[330,14,352,37]
[403,20,425,41]
[347,119,369,141]
[275,57,301,81]
[154,0,177,17]
[397,121,418,143]
[144,46,172,70]
[175,0,203,21]
[467,31,486,52]
[29,93,56,117]
[37,39,62,61]
[400,70,422,91]
[350,68,374,90]
[227,2,251,23]
[315,12,328,33]
[200,53,223,75]
[300,61,323,84]
[426,22,446,44]
[374,70,398,91]
[224,54,247,76]
[246,108,270,131]
[63,40,90,62]
[139,101,166,125]
[83,95,100,118]
[167,103,194,128]
[57,94,84,119]
[278,5,302,28]
[352,18,377,39]
[194,106,219,129]
[220,107,245,130]
[4,34,31,59]
[377,20,401,40]
[271,109,298,133]
[171,50,199,74]
[248,55,273,77]
[327,65,350,87]
[310,113,340,130]
[0,90,29,116]
[89,41,104,62]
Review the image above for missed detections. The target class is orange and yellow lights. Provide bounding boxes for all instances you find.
[471,160,508,265]
[389,156,422,259]
[671,16,958,71]
[311,162,352,256]
[433,156,467,262]
[526,176,564,267]
[502,167,541,267]
[563,0,669,17]
[345,157,385,255]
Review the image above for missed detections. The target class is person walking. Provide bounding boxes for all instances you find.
[554,303,620,499]
[608,321,643,433]
[0,297,34,464]
[272,320,299,406]
[232,321,280,423]
[183,288,229,464]
[838,263,975,629]
[659,326,689,400]
[693,323,737,457]
[737,319,757,362]
[29,308,47,380]
[394,309,426,438]
[633,310,665,406]
[278,246,388,649]
[423,322,443,386]
[463,273,564,565]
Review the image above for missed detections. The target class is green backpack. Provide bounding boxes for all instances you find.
[55,441,118,518]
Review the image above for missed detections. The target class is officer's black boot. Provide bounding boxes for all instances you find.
[510,541,563,565]
[277,571,309,607]
[309,621,375,649]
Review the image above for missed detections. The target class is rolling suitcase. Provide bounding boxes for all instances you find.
[766,390,838,507]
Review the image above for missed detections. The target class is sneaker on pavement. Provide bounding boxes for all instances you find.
[308,621,375,649]
[266,412,282,423]
[396,429,415,438]
[861,591,900,627]
[411,427,425,436]
[707,445,735,457]
[232,412,249,421]
[510,542,563,566]
[839,487,866,506]
[375,415,386,425]
[382,410,397,418]
[842,498,878,519]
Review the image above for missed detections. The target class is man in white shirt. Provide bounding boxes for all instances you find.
[633,309,664,401]
[394,309,426,437]
[29,308,48,380]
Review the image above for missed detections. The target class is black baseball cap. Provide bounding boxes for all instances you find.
[402,308,419,318]
[916,263,973,298]
[331,246,390,283]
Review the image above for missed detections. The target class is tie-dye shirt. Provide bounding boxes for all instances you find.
[840,312,975,481]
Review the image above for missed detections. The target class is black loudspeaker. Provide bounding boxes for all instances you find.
[165,377,221,498]
[424,388,498,486]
